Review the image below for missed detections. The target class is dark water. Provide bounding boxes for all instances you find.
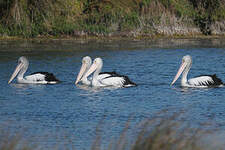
[1,39,225,149]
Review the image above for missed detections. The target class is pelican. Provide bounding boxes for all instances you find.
[75,56,120,85]
[75,56,92,85]
[81,57,136,88]
[171,55,223,88]
[8,56,60,84]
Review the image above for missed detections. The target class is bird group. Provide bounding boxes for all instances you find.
[8,56,136,88]
[8,55,224,88]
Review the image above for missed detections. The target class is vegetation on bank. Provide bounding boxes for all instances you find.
[0,112,214,150]
[0,0,225,38]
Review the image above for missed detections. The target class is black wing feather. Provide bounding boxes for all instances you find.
[194,74,223,87]
[210,74,223,86]
[99,71,119,76]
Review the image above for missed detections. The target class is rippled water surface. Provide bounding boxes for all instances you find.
[1,39,225,149]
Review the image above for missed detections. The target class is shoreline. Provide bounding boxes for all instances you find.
[0,34,225,42]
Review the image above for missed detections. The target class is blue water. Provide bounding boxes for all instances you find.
[1,39,225,149]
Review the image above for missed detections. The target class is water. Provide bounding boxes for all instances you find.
[1,39,225,149]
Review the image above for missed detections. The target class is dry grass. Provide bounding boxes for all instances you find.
[131,117,203,150]
[87,111,210,150]
[0,112,219,150]
[0,130,34,150]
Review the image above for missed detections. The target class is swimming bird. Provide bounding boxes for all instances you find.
[75,56,120,85]
[8,56,60,84]
[75,56,92,85]
[81,57,136,88]
[171,55,223,88]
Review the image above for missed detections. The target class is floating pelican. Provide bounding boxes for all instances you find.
[81,57,136,88]
[171,55,223,88]
[75,56,120,85]
[75,56,92,85]
[8,56,60,84]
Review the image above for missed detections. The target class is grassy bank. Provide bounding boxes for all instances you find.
[0,0,225,38]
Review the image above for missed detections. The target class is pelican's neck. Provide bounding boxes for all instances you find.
[81,77,91,85]
[17,63,28,80]
[92,63,103,86]
[81,63,91,85]
[181,62,191,86]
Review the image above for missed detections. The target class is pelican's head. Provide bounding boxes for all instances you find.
[93,58,103,67]
[171,55,192,85]
[182,55,192,64]
[8,56,29,84]
[75,56,92,84]
[81,57,103,80]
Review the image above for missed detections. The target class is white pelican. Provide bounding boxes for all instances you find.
[8,56,60,84]
[75,56,120,85]
[81,57,136,88]
[171,55,223,88]
[75,56,92,85]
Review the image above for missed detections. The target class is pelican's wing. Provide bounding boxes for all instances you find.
[25,72,59,84]
[88,73,111,81]
[98,72,118,80]
[25,73,46,82]
[99,72,136,87]
[100,76,126,87]
[188,74,223,87]
[97,74,111,80]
